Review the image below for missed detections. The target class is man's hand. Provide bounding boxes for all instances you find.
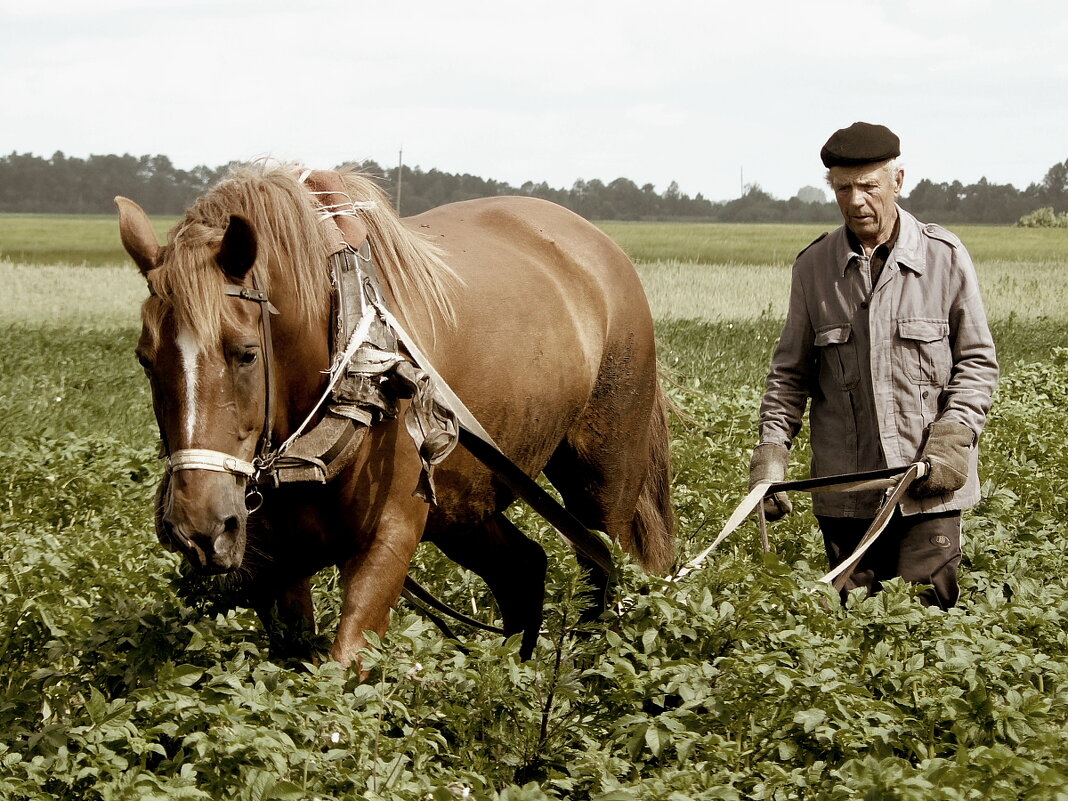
[749,443,793,521]
[912,420,974,498]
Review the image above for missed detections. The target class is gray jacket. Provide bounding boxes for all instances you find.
[759,206,999,517]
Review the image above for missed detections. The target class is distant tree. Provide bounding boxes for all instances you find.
[903,179,965,222]
[795,185,827,204]
[1040,158,1068,212]
[718,184,783,222]
[2,150,1065,223]
[1017,207,1068,228]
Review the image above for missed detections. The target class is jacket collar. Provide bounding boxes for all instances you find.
[833,206,926,277]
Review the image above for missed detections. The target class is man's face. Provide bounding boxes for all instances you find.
[829,161,904,248]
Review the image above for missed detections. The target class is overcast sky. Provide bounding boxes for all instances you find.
[2,0,1065,202]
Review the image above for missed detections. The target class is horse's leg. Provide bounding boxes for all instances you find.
[542,437,636,620]
[252,576,317,662]
[429,512,547,659]
[330,517,426,674]
[544,384,674,620]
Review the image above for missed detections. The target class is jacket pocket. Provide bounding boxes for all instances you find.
[815,323,859,391]
[898,318,951,385]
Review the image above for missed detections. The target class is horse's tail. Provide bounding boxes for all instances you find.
[630,379,676,574]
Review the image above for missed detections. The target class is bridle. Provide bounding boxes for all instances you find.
[162,272,279,506]
[161,239,385,504]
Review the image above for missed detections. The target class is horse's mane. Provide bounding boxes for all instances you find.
[143,163,457,348]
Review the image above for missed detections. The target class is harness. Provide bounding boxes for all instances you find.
[161,172,613,629]
[163,186,450,494]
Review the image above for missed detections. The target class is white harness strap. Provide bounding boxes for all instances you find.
[168,448,256,478]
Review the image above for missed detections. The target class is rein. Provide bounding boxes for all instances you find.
[671,462,929,589]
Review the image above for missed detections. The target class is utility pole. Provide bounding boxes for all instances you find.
[740,166,744,197]
[396,148,403,214]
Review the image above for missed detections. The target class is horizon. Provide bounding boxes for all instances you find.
[4,147,1060,207]
[2,1,1065,204]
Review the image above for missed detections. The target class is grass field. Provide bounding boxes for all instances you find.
[4,212,1068,268]
[2,215,1068,800]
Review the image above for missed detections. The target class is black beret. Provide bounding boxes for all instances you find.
[820,122,900,168]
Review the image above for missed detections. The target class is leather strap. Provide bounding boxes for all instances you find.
[766,465,920,495]
[269,415,369,484]
[223,276,278,462]
[817,461,928,590]
[370,298,615,576]
[251,272,276,459]
[401,576,506,635]
[673,462,928,582]
[168,448,256,478]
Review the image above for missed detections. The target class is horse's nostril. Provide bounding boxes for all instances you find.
[223,516,240,534]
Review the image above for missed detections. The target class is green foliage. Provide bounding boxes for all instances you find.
[602,221,1068,269]
[0,323,154,444]
[0,214,176,267]
[599,222,829,267]
[2,229,1067,797]
[3,316,1068,798]
[1016,207,1068,228]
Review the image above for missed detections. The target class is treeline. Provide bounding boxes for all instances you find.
[2,150,1066,224]
[0,152,229,216]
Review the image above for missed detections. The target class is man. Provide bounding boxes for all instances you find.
[751,122,998,608]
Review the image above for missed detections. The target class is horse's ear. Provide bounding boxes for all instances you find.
[216,215,258,281]
[115,196,160,277]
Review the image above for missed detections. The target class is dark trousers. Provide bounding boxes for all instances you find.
[817,510,963,609]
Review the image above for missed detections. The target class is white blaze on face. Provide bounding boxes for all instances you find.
[175,328,201,445]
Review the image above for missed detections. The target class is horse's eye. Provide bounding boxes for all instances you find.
[136,354,152,372]
[238,350,258,367]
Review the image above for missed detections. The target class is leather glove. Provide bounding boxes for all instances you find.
[749,443,793,521]
[912,420,974,498]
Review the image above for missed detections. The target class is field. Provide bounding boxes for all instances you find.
[2,214,1068,800]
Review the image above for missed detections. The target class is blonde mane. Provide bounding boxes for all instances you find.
[142,163,458,347]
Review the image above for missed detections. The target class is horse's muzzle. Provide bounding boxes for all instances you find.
[156,472,249,574]
[163,516,246,573]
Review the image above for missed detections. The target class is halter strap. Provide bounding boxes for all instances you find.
[223,283,279,314]
[167,448,256,478]
[223,274,277,460]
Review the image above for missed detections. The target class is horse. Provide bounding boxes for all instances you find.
[116,164,674,671]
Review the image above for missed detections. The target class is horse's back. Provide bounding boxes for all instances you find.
[401,194,653,415]
[400,196,671,568]
[405,196,646,308]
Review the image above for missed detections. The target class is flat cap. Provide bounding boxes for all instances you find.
[820,122,900,168]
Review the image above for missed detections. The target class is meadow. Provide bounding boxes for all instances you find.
[1,214,1067,800]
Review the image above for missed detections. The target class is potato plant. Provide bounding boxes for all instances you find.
[1,220,1067,799]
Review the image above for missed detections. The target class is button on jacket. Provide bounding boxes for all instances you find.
[759,206,999,517]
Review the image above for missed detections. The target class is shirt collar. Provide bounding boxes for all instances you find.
[891,207,926,275]
[834,206,926,277]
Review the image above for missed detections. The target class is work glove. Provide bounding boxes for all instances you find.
[912,420,974,498]
[749,443,793,521]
